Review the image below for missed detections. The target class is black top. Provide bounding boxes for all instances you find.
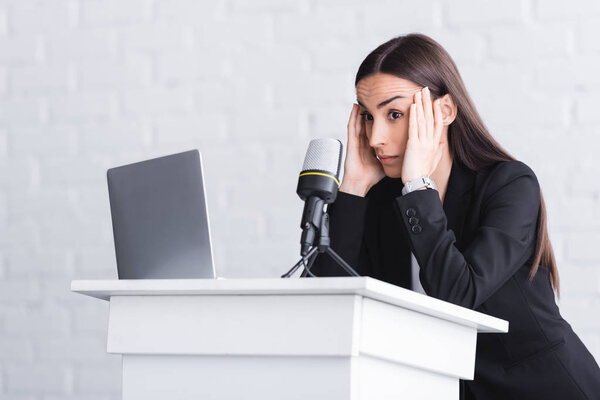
[309,158,600,399]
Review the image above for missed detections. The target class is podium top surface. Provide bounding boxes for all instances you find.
[70,277,508,333]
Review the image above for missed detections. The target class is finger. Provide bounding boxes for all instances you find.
[423,87,434,140]
[348,104,359,148]
[415,91,426,141]
[355,104,363,140]
[408,103,417,142]
[433,99,444,143]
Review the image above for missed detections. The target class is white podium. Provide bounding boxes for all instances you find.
[71,277,508,400]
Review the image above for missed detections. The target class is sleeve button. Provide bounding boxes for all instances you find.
[411,224,422,233]
[408,217,419,225]
[406,208,416,217]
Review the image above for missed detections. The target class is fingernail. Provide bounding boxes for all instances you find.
[424,86,429,93]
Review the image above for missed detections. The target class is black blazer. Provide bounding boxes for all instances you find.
[309,158,600,399]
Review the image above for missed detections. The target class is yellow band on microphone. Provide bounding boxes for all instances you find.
[299,172,340,186]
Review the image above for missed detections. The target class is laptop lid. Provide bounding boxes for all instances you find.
[107,149,216,279]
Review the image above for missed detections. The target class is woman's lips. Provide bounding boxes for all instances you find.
[378,155,399,165]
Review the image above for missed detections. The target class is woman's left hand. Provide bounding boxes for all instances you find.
[401,86,446,185]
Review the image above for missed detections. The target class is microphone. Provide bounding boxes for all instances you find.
[296,138,343,256]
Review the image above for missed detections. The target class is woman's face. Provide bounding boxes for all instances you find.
[356,73,428,178]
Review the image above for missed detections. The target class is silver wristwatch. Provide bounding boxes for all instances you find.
[402,175,437,196]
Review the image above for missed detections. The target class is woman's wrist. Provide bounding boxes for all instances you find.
[339,180,371,197]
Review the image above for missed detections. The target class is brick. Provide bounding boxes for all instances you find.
[5,363,71,394]
[68,185,112,225]
[432,30,487,65]
[10,0,77,34]
[78,119,149,154]
[74,362,122,394]
[81,0,152,26]
[567,232,600,262]
[155,0,224,22]
[70,303,112,334]
[575,92,600,123]
[154,114,228,146]
[363,1,438,35]
[234,41,309,76]
[0,97,44,123]
[0,36,40,65]
[535,55,600,89]
[579,17,600,54]
[35,334,108,362]
[0,7,7,35]
[195,15,271,47]
[537,0,600,20]
[0,337,34,362]
[558,264,600,297]
[489,24,572,61]
[47,93,116,122]
[5,248,72,278]
[121,23,193,53]
[231,0,309,14]
[191,77,267,112]
[121,87,194,116]
[0,156,37,190]
[271,72,350,109]
[0,67,7,94]
[571,159,600,193]
[275,4,360,44]
[10,123,76,155]
[558,298,600,331]
[39,217,111,248]
[156,49,229,83]
[72,245,117,278]
[0,277,41,305]
[310,38,364,73]
[3,305,70,337]
[444,0,525,26]
[8,187,74,223]
[0,220,37,251]
[79,57,152,90]
[38,155,110,186]
[0,127,6,157]
[0,190,6,223]
[45,29,117,62]
[11,63,73,94]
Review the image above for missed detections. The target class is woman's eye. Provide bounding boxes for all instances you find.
[359,111,403,122]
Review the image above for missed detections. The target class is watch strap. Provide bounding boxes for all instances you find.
[402,175,437,196]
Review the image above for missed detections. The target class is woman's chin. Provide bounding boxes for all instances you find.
[383,166,402,179]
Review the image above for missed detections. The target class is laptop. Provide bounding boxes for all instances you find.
[107,149,216,279]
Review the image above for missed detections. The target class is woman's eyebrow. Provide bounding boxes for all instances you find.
[356,95,406,110]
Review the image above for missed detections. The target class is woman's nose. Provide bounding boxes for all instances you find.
[369,122,388,148]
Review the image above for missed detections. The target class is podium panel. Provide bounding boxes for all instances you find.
[71,277,508,400]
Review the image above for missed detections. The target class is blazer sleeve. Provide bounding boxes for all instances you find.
[394,161,541,310]
[306,191,372,277]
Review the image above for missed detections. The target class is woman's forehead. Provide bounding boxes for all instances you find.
[356,74,421,105]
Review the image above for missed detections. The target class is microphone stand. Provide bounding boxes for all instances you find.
[281,212,360,278]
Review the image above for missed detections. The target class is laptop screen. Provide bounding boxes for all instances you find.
[107,149,216,279]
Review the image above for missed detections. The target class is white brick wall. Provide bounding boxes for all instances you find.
[1,0,599,397]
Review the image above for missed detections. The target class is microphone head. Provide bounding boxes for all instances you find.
[297,138,343,203]
[301,138,342,178]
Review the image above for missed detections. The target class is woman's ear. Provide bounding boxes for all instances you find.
[439,94,457,126]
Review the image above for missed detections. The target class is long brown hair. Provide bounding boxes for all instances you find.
[355,33,560,299]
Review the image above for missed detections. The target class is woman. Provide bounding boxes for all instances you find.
[307,33,600,399]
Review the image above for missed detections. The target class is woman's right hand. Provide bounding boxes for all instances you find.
[339,103,385,197]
